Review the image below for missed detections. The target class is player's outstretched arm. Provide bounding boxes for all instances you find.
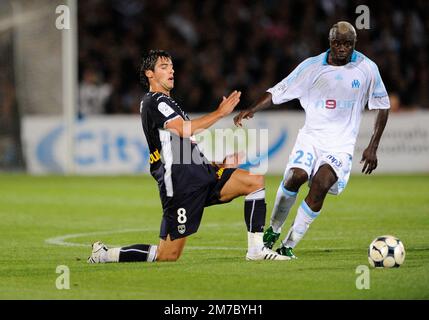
[360,109,389,174]
[165,90,241,138]
[233,92,273,127]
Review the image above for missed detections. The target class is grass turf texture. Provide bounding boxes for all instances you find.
[0,174,428,299]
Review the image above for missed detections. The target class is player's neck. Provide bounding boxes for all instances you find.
[328,52,350,66]
[149,85,170,96]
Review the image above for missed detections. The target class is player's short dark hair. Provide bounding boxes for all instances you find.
[140,50,172,90]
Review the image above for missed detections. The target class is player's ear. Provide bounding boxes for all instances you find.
[145,69,154,80]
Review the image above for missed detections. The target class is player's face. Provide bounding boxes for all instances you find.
[329,32,355,64]
[152,57,175,91]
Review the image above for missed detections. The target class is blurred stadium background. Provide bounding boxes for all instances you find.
[0,0,428,174]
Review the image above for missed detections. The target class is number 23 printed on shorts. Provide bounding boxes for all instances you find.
[293,150,314,167]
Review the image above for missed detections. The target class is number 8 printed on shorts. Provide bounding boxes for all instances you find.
[177,208,187,224]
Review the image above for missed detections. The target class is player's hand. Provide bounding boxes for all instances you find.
[360,147,378,174]
[233,110,255,127]
[217,91,241,117]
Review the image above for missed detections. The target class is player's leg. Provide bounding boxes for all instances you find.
[278,152,352,258]
[88,231,188,264]
[218,168,264,201]
[264,134,316,249]
[156,235,187,261]
[218,168,266,238]
[305,164,337,211]
[219,169,289,260]
[88,241,159,264]
[88,192,198,264]
[264,167,308,248]
[279,164,337,257]
[272,168,308,231]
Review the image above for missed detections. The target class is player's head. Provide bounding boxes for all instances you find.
[140,50,174,92]
[328,21,357,64]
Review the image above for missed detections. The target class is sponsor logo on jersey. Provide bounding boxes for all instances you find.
[216,167,224,180]
[149,149,161,164]
[326,154,342,168]
[314,99,355,110]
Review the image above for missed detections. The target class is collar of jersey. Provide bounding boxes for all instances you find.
[322,49,357,65]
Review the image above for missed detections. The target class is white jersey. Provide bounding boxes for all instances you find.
[267,50,390,155]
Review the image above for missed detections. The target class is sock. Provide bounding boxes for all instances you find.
[104,244,157,263]
[119,244,158,262]
[247,232,264,255]
[283,200,320,249]
[270,182,298,233]
[245,188,266,254]
[244,188,266,233]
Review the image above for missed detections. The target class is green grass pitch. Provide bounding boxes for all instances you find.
[0,174,428,299]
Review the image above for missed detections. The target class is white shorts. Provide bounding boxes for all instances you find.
[283,133,353,195]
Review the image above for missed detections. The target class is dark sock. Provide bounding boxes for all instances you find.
[244,199,266,233]
[118,244,157,262]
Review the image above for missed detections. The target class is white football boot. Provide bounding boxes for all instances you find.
[87,241,108,263]
[246,246,291,261]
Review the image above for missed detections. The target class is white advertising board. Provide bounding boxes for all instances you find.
[22,111,429,175]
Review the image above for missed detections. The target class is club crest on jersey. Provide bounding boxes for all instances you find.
[352,79,360,88]
[178,224,186,234]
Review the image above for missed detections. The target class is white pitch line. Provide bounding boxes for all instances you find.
[45,224,370,252]
[45,228,154,247]
[44,223,246,251]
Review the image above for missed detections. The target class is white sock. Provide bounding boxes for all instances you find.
[283,200,320,248]
[147,245,158,262]
[247,232,264,255]
[244,188,265,201]
[270,183,298,233]
[105,247,120,262]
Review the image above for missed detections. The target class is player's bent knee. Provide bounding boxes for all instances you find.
[156,237,185,262]
[156,250,182,262]
[253,174,265,189]
[285,168,308,190]
[292,168,309,184]
[248,174,264,193]
[167,253,181,262]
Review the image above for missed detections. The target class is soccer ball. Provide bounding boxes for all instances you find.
[368,235,405,268]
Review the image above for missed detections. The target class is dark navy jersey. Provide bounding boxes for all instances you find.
[140,92,216,197]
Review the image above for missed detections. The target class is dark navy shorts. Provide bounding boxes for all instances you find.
[159,166,237,240]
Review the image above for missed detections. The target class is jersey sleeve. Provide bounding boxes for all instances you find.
[266,58,314,105]
[367,63,390,110]
[146,99,181,129]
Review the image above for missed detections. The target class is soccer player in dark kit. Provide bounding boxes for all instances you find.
[88,50,289,263]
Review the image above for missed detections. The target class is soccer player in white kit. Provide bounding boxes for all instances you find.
[234,21,390,258]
